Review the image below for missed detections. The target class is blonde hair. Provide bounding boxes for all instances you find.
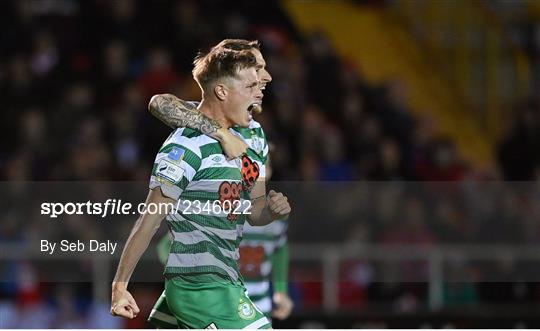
[192,47,257,92]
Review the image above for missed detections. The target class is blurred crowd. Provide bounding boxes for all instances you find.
[287,181,540,313]
[498,97,540,180]
[0,0,480,183]
[4,0,540,182]
[2,0,540,328]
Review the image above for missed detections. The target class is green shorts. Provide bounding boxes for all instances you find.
[148,276,271,329]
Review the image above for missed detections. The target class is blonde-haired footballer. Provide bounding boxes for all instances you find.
[110,43,290,329]
[147,40,293,328]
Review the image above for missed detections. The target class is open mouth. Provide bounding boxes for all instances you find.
[248,103,262,117]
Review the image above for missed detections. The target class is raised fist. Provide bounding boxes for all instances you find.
[267,190,291,220]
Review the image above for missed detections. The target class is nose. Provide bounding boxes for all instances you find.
[260,69,272,83]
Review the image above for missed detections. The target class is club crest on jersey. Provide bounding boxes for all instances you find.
[168,146,185,162]
[250,135,264,154]
[237,298,256,320]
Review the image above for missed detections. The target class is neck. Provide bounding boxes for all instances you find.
[197,98,231,128]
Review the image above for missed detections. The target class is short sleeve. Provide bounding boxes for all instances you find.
[149,130,201,200]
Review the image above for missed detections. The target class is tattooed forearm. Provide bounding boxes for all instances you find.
[148,94,222,134]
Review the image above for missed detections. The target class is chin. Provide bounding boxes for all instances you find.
[238,120,250,128]
[235,118,250,128]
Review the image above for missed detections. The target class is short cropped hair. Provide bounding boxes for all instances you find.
[213,39,260,52]
[192,47,257,92]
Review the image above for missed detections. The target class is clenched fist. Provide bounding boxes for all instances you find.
[267,190,291,220]
[272,292,294,320]
[111,286,140,319]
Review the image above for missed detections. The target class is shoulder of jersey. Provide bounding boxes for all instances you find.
[231,120,264,138]
[166,128,215,157]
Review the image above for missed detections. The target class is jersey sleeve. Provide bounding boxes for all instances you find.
[271,243,289,293]
[149,129,202,200]
[275,219,288,249]
[272,220,289,293]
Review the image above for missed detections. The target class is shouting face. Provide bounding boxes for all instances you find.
[224,67,263,128]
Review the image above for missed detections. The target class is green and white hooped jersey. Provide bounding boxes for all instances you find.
[241,220,288,314]
[149,125,265,283]
[147,120,287,328]
[149,120,269,283]
[230,122,268,178]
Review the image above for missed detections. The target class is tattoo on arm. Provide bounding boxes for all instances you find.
[148,94,222,134]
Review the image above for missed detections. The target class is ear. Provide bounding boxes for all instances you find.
[214,84,227,101]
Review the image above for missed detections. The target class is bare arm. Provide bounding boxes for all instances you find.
[148,94,248,158]
[110,188,174,319]
[148,93,221,134]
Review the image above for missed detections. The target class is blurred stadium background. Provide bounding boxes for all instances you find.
[2,0,540,328]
